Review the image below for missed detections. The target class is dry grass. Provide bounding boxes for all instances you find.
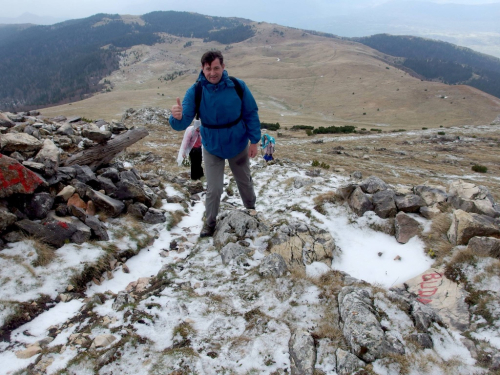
[313,191,337,215]
[420,213,454,265]
[28,237,56,267]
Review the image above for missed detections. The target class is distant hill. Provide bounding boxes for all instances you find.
[0,12,65,25]
[355,34,500,99]
[0,11,255,111]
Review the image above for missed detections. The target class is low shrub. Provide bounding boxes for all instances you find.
[472,165,487,173]
[261,122,280,131]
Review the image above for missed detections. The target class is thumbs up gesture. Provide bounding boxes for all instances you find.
[171,97,183,120]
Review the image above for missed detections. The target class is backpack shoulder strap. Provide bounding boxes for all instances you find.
[229,76,244,100]
[194,80,202,120]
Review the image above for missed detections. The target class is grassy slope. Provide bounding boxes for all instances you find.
[41,22,500,130]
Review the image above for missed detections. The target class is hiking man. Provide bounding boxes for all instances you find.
[169,50,261,237]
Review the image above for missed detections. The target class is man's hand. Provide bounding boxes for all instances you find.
[249,143,258,158]
[171,97,183,120]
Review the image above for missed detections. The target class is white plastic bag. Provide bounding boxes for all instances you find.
[177,121,202,166]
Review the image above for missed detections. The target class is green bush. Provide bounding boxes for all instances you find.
[437,131,445,135]
[313,125,356,135]
[261,122,280,131]
[306,129,314,136]
[422,127,428,130]
[291,125,314,130]
[320,162,330,169]
[472,165,487,173]
[311,160,320,167]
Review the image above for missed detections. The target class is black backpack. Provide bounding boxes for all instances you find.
[194,76,244,129]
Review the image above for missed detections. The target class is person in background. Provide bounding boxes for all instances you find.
[169,50,261,237]
[177,119,204,180]
[261,133,275,162]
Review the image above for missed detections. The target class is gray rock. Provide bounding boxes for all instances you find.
[97,176,117,195]
[410,300,443,332]
[113,180,155,206]
[0,208,17,232]
[359,176,388,194]
[143,208,166,224]
[57,186,76,201]
[259,253,288,278]
[0,112,15,128]
[34,139,60,177]
[86,189,124,217]
[213,209,268,249]
[82,124,112,143]
[289,329,316,375]
[372,189,397,218]
[85,215,109,241]
[348,187,374,216]
[395,212,422,244]
[447,209,500,245]
[420,204,441,219]
[26,192,55,220]
[336,183,357,200]
[98,167,119,182]
[338,287,404,362]
[16,219,78,247]
[410,333,433,349]
[220,242,251,265]
[293,177,315,189]
[127,202,148,219]
[467,236,500,258]
[112,291,135,311]
[0,133,43,153]
[395,194,426,213]
[315,339,337,374]
[351,171,363,180]
[67,116,81,123]
[336,348,365,375]
[73,165,98,186]
[56,122,75,136]
[269,220,339,267]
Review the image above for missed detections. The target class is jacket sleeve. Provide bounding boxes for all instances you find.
[168,84,197,131]
[239,80,261,144]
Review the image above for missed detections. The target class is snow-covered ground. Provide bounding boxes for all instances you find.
[0,159,486,374]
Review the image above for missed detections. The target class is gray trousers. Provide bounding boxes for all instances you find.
[203,145,256,227]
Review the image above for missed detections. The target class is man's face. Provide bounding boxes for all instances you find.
[202,58,225,85]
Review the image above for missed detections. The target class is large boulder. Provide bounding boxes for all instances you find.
[220,242,252,265]
[25,192,55,220]
[447,209,500,245]
[82,124,112,144]
[336,348,366,375]
[0,154,46,198]
[0,133,43,153]
[338,287,405,362]
[259,253,288,278]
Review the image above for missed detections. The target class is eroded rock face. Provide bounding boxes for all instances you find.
[338,287,405,362]
[335,348,365,375]
[395,194,426,213]
[372,189,397,218]
[359,176,388,194]
[414,185,448,206]
[268,220,339,267]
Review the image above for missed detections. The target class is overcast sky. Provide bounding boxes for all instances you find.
[4,0,500,25]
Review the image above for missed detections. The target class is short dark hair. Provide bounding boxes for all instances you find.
[201,50,224,67]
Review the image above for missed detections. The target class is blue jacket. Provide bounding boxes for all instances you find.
[169,70,261,159]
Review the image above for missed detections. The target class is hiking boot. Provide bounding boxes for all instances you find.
[200,223,215,238]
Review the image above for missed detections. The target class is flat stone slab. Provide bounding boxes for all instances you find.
[403,268,469,331]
